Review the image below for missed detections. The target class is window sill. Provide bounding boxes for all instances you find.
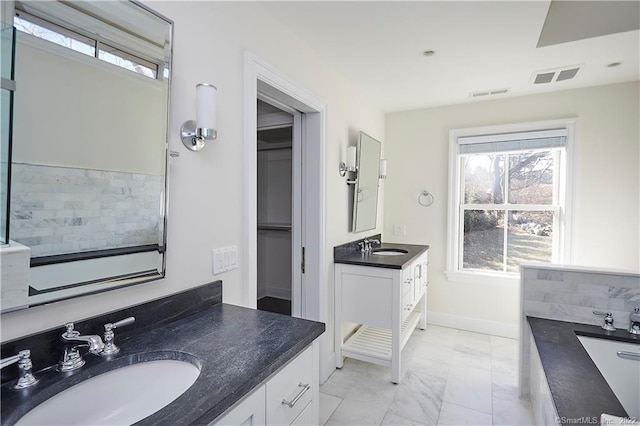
[445,270,519,286]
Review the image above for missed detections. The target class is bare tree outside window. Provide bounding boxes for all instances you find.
[461,150,557,272]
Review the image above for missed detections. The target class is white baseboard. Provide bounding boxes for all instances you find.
[427,311,519,339]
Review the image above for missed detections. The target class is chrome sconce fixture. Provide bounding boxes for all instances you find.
[339,145,358,185]
[379,159,387,179]
[181,83,217,151]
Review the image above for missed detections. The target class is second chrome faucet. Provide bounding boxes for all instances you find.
[57,316,135,372]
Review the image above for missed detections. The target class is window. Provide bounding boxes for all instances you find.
[447,120,574,282]
[14,10,159,80]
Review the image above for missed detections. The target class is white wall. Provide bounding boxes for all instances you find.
[1,0,385,377]
[384,81,640,336]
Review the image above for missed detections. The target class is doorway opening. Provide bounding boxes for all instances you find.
[256,99,296,316]
[244,51,330,380]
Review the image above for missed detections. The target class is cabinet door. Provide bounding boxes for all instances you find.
[290,401,313,426]
[266,346,313,425]
[212,385,266,426]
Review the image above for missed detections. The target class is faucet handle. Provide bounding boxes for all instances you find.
[593,311,616,331]
[63,322,80,338]
[102,316,135,356]
[0,350,39,389]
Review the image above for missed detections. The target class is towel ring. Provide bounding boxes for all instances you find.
[418,191,434,207]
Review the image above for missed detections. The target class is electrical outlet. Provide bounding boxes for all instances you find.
[393,224,407,236]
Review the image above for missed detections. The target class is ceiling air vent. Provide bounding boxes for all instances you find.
[532,65,582,84]
[469,88,510,98]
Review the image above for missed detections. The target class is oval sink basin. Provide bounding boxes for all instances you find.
[17,359,200,425]
[372,248,408,256]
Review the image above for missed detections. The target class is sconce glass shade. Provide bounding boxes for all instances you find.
[346,146,357,169]
[196,83,216,131]
[379,159,387,179]
[182,83,217,151]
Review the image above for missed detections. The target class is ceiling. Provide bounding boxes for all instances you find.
[258,1,640,112]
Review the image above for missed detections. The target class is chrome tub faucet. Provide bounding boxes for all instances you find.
[629,307,640,335]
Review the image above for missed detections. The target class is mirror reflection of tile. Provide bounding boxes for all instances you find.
[10,163,162,257]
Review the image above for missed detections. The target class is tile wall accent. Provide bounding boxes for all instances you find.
[10,163,162,257]
[521,264,640,327]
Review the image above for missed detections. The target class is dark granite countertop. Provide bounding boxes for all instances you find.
[527,316,639,424]
[334,242,429,270]
[1,298,325,425]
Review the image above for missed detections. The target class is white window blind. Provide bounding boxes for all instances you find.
[458,129,567,154]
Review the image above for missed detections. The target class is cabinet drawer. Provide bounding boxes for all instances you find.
[266,345,313,425]
[290,401,313,426]
[212,385,266,426]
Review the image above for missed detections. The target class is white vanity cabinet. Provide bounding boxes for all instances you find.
[334,250,428,384]
[212,342,319,426]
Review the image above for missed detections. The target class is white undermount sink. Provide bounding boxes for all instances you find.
[371,249,408,256]
[17,359,200,425]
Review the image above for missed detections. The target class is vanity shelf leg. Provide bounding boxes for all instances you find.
[335,269,344,369]
[419,293,427,330]
[391,280,401,384]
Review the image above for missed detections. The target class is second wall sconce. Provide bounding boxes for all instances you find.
[379,159,387,179]
[339,145,358,185]
[181,83,217,151]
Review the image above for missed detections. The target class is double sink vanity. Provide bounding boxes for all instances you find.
[334,235,429,384]
[0,282,325,425]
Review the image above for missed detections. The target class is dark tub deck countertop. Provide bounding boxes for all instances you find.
[527,316,639,424]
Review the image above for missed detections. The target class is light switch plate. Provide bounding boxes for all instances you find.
[393,224,407,236]
[212,246,239,275]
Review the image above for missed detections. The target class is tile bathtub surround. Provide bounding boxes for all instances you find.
[521,264,640,328]
[0,280,223,385]
[519,264,639,423]
[10,163,163,257]
[321,326,535,425]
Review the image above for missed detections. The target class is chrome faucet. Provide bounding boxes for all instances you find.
[593,311,616,331]
[58,322,104,372]
[629,307,640,335]
[101,316,135,356]
[359,238,381,254]
[0,350,39,389]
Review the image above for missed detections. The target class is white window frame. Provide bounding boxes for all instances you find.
[446,119,576,285]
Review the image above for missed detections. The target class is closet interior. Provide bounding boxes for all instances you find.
[256,100,293,316]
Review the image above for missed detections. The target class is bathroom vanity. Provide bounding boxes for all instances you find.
[334,240,429,384]
[0,281,325,425]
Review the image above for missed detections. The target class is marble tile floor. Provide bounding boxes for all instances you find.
[320,325,535,426]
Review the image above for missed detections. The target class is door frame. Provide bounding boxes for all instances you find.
[243,51,328,376]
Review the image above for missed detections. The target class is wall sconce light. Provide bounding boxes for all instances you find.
[379,159,387,179]
[339,145,358,185]
[181,83,217,151]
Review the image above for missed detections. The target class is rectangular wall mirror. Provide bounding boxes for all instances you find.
[351,132,382,233]
[1,0,172,312]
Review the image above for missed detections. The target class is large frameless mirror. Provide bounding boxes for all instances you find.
[1,0,172,312]
[351,132,381,233]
